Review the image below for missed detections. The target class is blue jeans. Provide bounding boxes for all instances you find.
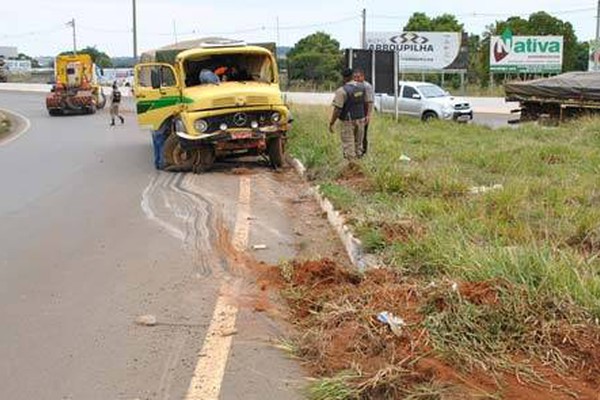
[151,128,167,170]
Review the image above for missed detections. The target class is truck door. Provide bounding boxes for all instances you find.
[134,63,181,130]
[399,85,422,117]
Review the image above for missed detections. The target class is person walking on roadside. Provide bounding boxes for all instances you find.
[353,68,374,157]
[109,82,125,126]
[329,68,367,160]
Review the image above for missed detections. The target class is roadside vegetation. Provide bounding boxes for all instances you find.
[0,112,11,137]
[282,105,600,399]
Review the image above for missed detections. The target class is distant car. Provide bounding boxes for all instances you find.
[374,81,473,122]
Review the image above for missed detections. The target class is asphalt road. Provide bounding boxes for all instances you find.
[472,112,518,129]
[0,92,312,400]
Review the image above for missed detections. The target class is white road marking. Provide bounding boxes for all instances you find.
[185,176,251,400]
[0,107,31,147]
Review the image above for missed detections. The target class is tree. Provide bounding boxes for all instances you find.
[574,41,590,72]
[60,46,112,68]
[287,32,343,85]
[403,13,463,32]
[16,53,40,68]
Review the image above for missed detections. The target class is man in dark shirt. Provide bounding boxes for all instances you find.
[329,68,367,160]
[109,82,125,126]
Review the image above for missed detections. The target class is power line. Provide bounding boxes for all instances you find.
[76,14,359,38]
[371,7,596,20]
[0,25,67,39]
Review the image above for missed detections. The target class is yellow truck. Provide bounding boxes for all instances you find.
[46,54,107,116]
[134,39,290,172]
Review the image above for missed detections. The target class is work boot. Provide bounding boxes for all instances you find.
[119,116,125,124]
[110,119,115,126]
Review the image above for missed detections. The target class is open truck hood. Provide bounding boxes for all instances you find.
[182,82,284,112]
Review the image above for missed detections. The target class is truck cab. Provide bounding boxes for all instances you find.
[46,54,107,116]
[134,40,290,172]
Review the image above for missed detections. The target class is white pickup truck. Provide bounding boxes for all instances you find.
[375,81,473,122]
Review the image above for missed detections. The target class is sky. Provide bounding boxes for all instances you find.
[1,0,598,57]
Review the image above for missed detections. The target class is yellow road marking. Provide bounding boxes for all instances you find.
[184,176,251,400]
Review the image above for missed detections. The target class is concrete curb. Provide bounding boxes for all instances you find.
[289,157,377,271]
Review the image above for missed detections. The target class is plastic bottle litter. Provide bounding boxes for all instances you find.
[252,244,268,250]
[399,154,412,163]
[469,184,504,195]
[377,311,406,337]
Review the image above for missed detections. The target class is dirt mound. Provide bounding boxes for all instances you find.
[280,259,600,399]
[380,219,426,244]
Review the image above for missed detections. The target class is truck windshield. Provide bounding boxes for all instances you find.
[418,85,447,98]
[183,53,275,87]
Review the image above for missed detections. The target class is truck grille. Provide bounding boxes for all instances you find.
[454,103,470,111]
[206,111,273,132]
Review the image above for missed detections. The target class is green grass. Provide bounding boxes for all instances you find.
[288,107,600,314]
[287,106,600,395]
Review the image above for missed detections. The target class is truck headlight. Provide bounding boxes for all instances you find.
[251,121,259,129]
[194,119,208,133]
[271,112,281,123]
[219,123,228,131]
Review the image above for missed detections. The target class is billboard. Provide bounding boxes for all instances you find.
[589,40,600,72]
[490,29,563,73]
[345,49,396,95]
[366,31,468,70]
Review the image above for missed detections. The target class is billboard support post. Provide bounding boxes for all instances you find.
[371,49,376,91]
[394,52,399,122]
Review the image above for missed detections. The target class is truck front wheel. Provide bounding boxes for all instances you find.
[267,136,285,168]
[163,134,197,172]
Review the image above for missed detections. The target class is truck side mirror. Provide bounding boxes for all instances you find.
[412,93,421,100]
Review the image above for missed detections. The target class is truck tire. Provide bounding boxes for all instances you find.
[163,134,197,172]
[422,111,438,122]
[267,136,285,168]
[48,109,62,116]
[192,147,216,174]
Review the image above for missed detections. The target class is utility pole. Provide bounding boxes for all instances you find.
[361,8,367,49]
[173,20,178,45]
[132,0,138,61]
[67,18,77,53]
[276,16,281,46]
[596,0,600,42]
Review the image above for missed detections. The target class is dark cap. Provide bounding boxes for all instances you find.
[342,68,353,78]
